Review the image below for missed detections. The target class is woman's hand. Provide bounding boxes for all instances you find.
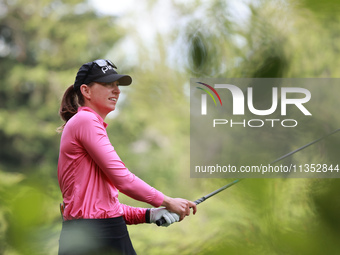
[161,195,197,221]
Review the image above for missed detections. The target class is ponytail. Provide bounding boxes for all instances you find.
[57,85,83,132]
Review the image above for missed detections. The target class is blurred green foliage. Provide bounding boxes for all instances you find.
[0,0,340,254]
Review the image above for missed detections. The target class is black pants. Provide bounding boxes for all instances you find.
[58,217,136,255]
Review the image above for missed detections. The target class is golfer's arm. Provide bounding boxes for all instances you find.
[120,204,148,225]
[79,116,163,207]
[161,195,171,207]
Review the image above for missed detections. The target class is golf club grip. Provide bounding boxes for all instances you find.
[156,217,166,226]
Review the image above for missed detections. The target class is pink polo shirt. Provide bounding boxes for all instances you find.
[58,107,164,224]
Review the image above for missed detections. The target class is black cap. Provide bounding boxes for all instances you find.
[73,59,132,91]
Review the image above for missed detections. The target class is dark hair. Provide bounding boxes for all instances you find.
[57,84,91,132]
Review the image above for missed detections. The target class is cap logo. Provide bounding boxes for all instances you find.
[101,65,114,74]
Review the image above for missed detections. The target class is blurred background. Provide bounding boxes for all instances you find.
[1,0,340,254]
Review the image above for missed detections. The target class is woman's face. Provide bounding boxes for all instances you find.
[81,81,121,119]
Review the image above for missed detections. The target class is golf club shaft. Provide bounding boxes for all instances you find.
[193,179,241,205]
[156,128,340,226]
[270,128,340,165]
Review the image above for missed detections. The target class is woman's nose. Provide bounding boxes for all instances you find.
[113,85,120,94]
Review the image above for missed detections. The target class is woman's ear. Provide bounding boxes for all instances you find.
[80,84,91,100]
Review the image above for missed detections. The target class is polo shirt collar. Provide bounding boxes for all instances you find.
[78,106,108,128]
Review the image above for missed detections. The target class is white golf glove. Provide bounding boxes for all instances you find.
[147,208,180,227]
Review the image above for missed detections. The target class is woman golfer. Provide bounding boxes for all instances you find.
[57,59,197,255]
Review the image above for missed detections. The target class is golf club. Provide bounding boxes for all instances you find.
[156,128,340,226]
